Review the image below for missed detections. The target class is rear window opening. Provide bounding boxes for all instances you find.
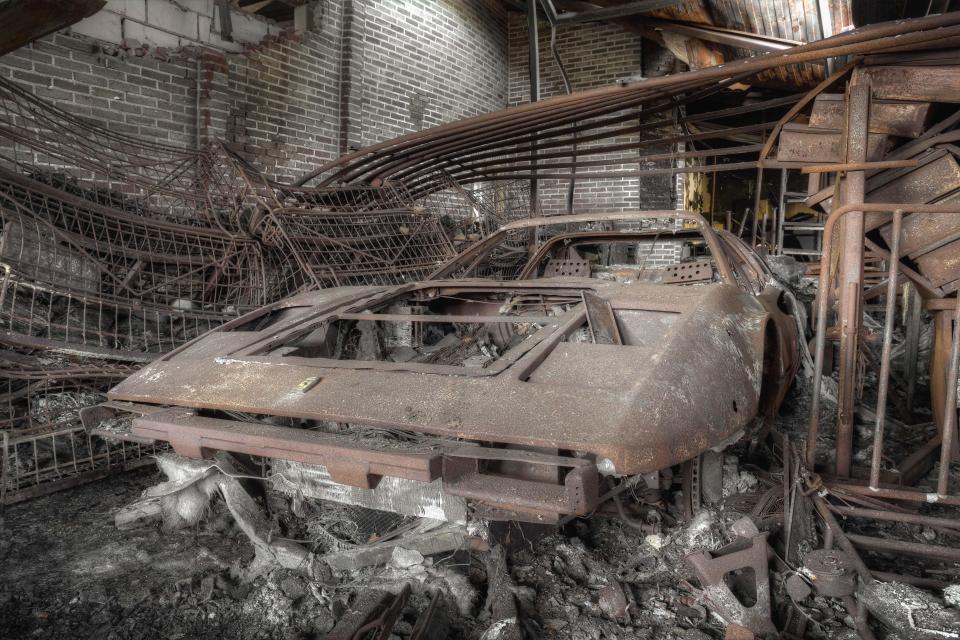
[267,288,585,368]
[526,239,717,284]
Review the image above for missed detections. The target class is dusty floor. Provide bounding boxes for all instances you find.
[2,378,959,639]
[0,464,739,640]
[0,468,338,640]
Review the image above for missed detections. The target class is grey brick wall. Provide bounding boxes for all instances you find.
[208,24,346,182]
[0,0,509,185]
[507,12,682,221]
[0,34,199,147]
[348,0,508,149]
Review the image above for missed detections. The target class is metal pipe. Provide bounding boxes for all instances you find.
[751,166,763,248]
[836,75,870,479]
[872,571,951,590]
[937,294,960,496]
[847,533,960,562]
[903,282,922,418]
[556,0,684,24]
[812,493,874,584]
[870,209,902,489]
[374,73,734,185]
[632,16,801,52]
[776,168,787,255]
[423,123,770,183]
[385,21,960,192]
[826,479,960,505]
[801,159,918,174]
[295,13,960,187]
[829,503,960,530]
[543,6,577,214]
[396,88,796,185]
[527,0,540,222]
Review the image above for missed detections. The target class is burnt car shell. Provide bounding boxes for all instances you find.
[94,212,799,522]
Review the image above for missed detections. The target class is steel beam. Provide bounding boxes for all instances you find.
[835,73,871,478]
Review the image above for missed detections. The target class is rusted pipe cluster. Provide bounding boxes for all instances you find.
[296,12,960,197]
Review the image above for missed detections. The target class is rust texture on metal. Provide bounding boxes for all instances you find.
[92,212,798,521]
[801,549,857,598]
[809,93,932,138]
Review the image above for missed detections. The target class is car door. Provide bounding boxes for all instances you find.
[715,231,800,409]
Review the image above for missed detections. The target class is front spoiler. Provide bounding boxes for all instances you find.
[83,403,600,523]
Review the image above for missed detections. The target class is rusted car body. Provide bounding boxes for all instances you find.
[85,212,798,522]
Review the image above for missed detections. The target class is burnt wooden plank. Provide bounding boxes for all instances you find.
[0,0,105,56]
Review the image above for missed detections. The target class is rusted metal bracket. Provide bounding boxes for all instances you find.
[686,533,777,637]
[443,446,599,522]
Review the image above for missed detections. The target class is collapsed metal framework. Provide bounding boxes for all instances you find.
[1,12,959,579]
[0,76,468,501]
[295,12,960,501]
[283,14,960,623]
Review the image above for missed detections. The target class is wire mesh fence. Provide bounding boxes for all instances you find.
[0,348,160,504]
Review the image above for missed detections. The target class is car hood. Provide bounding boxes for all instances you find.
[108,279,771,474]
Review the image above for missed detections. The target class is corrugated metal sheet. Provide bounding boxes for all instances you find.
[648,0,854,41]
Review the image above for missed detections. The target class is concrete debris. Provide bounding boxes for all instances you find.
[945,585,960,609]
[860,581,960,640]
[389,546,425,569]
[721,457,759,498]
[683,510,725,550]
[645,532,668,550]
